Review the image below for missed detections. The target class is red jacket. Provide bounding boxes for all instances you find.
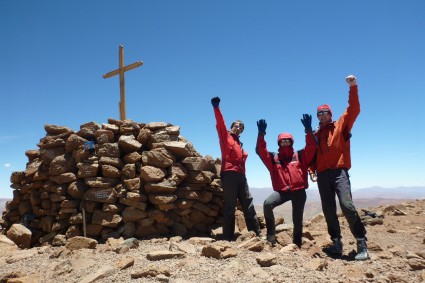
[314,85,360,173]
[256,132,316,192]
[213,107,247,174]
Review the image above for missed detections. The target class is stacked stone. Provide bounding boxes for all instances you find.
[2,119,223,246]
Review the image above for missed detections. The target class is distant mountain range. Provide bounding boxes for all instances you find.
[1,187,424,220]
[251,186,425,222]
[250,186,425,204]
[0,199,9,215]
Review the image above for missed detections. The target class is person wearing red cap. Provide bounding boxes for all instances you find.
[256,115,316,246]
[311,75,369,260]
[211,96,262,241]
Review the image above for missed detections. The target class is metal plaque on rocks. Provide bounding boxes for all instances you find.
[84,187,117,203]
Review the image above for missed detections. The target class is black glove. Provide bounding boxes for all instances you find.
[257,119,267,135]
[211,97,220,108]
[301,114,312,133]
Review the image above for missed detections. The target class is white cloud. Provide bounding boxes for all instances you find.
[4,163,11,168]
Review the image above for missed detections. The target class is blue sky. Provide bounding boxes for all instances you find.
[1,1,424,199]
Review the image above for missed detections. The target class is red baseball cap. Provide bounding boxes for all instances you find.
[317,104,332,116]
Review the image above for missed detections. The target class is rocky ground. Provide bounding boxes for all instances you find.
[1,199,424,283]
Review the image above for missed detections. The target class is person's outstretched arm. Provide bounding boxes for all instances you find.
[344,75,360,132]
[256,119,273,171]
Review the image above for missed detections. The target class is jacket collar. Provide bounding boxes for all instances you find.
[278,146,294,161]
[319,120,335,131]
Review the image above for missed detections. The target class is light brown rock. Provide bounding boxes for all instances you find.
[257,253,277,267]
[146,250,186,261]
[6,224,32,249]
[115,256,135,269]
[201,241,238,259]
[65,236,98,250]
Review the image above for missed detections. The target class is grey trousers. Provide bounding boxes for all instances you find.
[263,189,306,245]
[221,171,261,240]
[317,168,366,240]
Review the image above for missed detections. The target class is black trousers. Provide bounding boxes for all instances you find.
[221,171,261,240]
[263,189,306,245]
[317,168,366,240]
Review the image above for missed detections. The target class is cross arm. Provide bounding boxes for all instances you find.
[103,61,144,79]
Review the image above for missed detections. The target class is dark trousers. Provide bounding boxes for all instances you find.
[317,168,366,240]
[263,189,306,245]
[221,171,261,240]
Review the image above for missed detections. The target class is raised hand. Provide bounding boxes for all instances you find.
[211,97,220,108]
[346,75,357,86]
[257,119,267,135]
[300,114,312,133]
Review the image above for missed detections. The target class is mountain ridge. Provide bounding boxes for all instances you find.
[250,186,425,222]
[250,186,425,205]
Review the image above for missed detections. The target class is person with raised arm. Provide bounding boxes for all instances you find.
[211,96,262,241]
[256,115,316,246]
[310,75,369,260]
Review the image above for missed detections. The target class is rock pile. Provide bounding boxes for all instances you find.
[1,119,224,247]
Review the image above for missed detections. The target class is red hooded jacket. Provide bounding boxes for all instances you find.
[256,131,316,192]
[314,85,360,173]
[213,107,247,174]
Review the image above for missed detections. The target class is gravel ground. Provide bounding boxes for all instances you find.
[1,199,424,283]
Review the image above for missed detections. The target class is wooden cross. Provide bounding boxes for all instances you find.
[103,45,143,120]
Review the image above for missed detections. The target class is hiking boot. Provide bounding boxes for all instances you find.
[266,235,276,246]
[293,238,302,248]
[323,238,343,255]
[293,233,302,248]
[354,238,369,261]
[257,231,264,239]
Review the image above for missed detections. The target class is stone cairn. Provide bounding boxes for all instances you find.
[1,119,224,246]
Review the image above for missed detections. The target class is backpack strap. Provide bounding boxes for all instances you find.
[296,150,302,164]
[343,127,352,141]
[270,152,280,164]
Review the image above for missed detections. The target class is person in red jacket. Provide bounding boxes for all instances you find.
[211,96,262,241]
[311,75,369,260]
[256,115,316,246]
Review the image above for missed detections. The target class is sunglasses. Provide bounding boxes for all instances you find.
[317,111,330,117]
[280,139,292,144]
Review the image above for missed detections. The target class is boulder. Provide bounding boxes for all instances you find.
[6,224,32,249]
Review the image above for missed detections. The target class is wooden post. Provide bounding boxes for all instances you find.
[82,208,86,237]
[103,45,143,120]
